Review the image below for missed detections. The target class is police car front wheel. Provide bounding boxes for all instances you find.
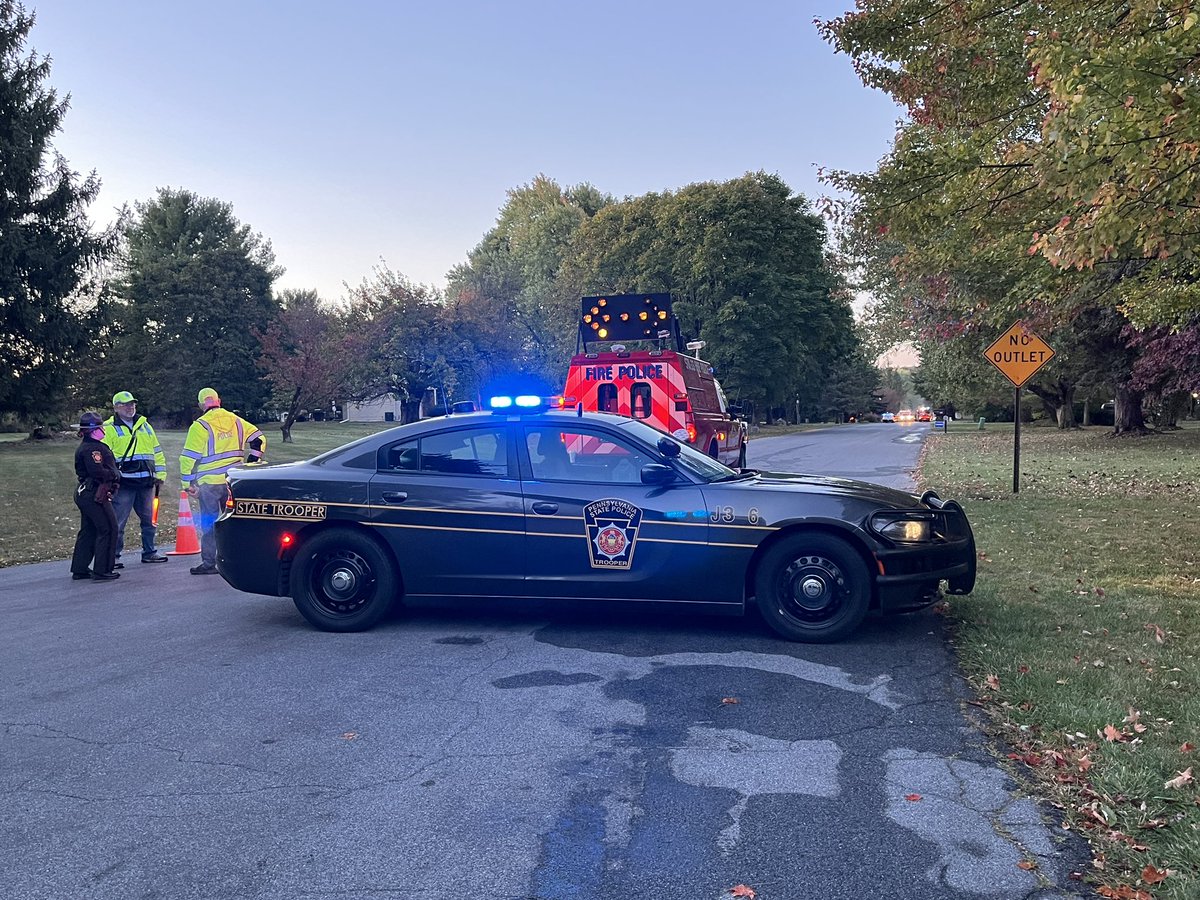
[291,529,399,632]
[754,534,870,642]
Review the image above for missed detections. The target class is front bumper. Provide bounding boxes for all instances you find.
[871,492,977,612]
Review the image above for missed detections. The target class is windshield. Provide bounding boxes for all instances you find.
[616,419,738,482]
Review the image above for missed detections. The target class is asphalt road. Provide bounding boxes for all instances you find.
[0,422,1090,899]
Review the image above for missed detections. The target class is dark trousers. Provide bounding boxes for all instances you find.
[111,479,157,558]
[71,484,118,576]
[195,482,230,567]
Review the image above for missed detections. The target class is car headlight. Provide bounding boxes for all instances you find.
[870,513,933,542]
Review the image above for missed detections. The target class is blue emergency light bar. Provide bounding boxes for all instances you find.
[488,395,576,414]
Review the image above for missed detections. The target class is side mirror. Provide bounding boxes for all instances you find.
[656,436,681,458]
[728,405,743,418]
[640,463,677,485]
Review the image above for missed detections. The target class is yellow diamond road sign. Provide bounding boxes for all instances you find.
[984,322,1055,388]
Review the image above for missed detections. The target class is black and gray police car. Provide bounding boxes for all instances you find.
[215,396,975,642]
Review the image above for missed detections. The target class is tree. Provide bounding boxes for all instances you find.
[446,176,611,389]
[819,2,1176,434]
[340,267,448,422]
[105,189,282,424]
[256,290,344,442]
[0,1,117,427]
[569,173,852,417]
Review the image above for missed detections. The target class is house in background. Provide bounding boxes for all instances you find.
[341,394,406,423]
[340,387,444,424]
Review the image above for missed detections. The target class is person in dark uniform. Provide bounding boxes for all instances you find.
[70,412,122,581]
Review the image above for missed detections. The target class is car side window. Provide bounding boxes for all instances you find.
[420,427,508,477]
[379,440,419,472]
[525,427,653,484]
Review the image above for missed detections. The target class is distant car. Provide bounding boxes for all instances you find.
[881,412,895,423]
[917,409,932,422]
[214,397,977,643]
[897,409,915,422]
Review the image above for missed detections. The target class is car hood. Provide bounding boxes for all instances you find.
[745,471,921,509]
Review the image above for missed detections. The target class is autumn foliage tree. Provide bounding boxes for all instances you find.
[255,289,345,442]
[819,1,1200,433]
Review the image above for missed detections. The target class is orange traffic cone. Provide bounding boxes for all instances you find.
[166,490,201,555]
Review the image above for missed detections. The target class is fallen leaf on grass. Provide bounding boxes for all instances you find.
[729,885,756,899]
[1140,865,1169,885]
[1164,767,1193,789]
[905,793,922,801]
[985,674,1001,690]
[1181,742,1195,752]
[1144,623,1166,644]
[1102,724,1126,742]
[1017,860,1037,870]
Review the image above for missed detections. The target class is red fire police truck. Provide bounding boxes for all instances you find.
[563,293,748,468]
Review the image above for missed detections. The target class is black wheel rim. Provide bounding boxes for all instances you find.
[775,554,848,626]
[310,549,376,616]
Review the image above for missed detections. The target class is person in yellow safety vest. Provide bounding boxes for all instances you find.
[102,390,169,567]
[180,387,266,575]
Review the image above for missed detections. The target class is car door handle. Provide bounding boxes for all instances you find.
[381,491,408,503]
[531,502,559,515]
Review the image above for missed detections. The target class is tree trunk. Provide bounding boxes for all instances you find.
[281,387,302,443]
[1056,383,1077,429]
[1081,398,1090,426]
[1026,380,1076,429]
[1111,383,1148,435]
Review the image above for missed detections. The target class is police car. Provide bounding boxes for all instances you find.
[214,397,976,643]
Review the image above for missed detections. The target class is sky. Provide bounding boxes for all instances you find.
[29,1,903,304]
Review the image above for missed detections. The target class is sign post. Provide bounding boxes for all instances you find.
[983,322,1056,493]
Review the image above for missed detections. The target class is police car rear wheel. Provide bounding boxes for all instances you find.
[754,534,870,642]
[291,530,398,632]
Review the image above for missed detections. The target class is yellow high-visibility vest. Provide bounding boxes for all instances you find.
[180,408,266,486]
[102,415,167,483]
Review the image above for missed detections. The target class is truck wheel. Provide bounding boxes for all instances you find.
[737,442,747,470]
[754,534,870,642]
[291,529,398,632]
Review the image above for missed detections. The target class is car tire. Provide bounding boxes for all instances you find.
[754,533,870,642]
[291,529,399,632]
[737,442,747,470]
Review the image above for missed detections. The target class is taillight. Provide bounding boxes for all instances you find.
[686,420,697,443]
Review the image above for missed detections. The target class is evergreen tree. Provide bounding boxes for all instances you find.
[0,1,116,426]
[106,189,282,423]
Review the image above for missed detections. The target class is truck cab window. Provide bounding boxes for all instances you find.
[631,383,652,419]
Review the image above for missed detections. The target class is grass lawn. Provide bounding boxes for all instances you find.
[0,420,396,567]
[921,421,1200,899]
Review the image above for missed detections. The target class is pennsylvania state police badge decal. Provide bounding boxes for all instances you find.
[584,498,643,569]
